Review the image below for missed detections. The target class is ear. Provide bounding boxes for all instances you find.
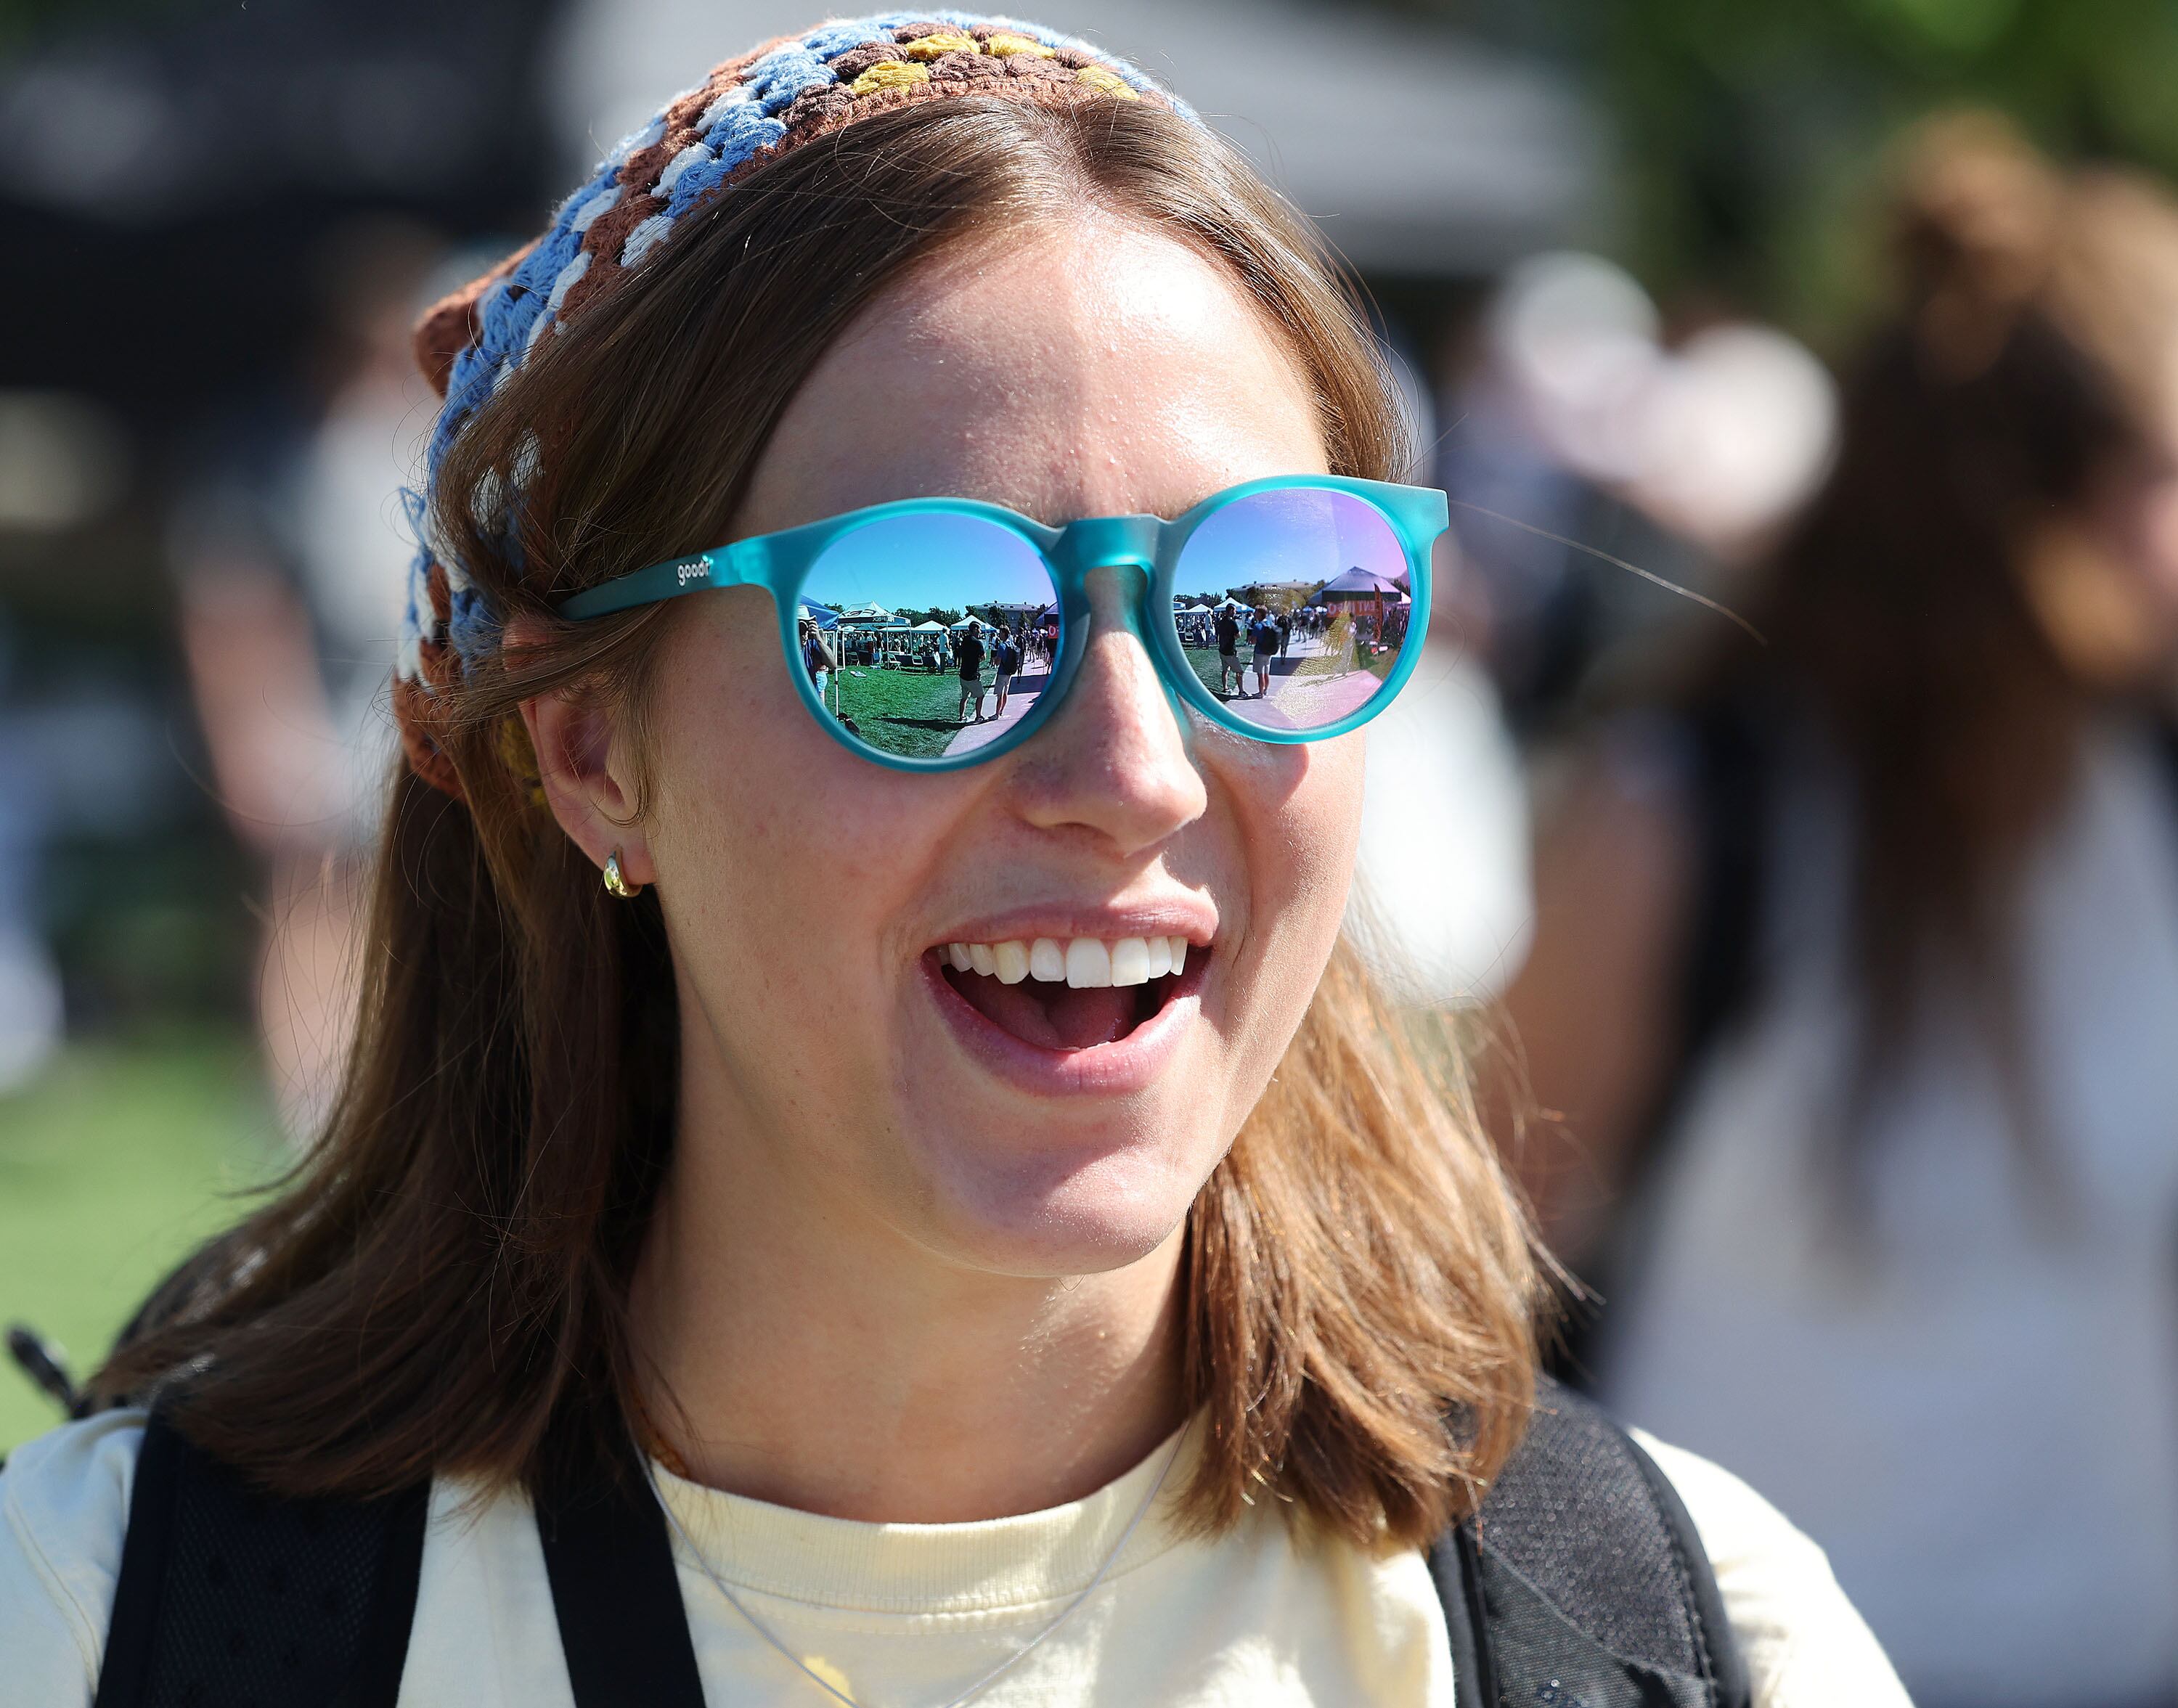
[509,616,657,890]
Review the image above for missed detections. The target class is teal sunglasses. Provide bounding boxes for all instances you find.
[558,473,1444,772]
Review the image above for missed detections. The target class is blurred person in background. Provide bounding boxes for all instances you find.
[170,221,444,1143]
[1502,113,2178,1708]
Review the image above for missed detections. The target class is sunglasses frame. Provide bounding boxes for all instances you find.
[556,473,1445,773]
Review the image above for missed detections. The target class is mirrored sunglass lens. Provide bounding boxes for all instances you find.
[1171,489,1417,732]
[799,512,1060,762]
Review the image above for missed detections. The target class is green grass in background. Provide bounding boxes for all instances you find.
[0,1031,278,1455]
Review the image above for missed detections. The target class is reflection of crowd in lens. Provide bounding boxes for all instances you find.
[1183,593,1408,701]
[945,618,1037,723]
[801,603,1051,747]
[950,620,1031,724]
[802,571,1413,759]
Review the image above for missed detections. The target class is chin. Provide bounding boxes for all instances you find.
[894,1092,1223,1278]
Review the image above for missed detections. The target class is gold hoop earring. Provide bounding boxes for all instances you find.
[603,849,643,899]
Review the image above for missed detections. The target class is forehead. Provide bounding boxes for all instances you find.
[734,213,1329,534]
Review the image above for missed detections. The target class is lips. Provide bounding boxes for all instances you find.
[921,927,1210,1094]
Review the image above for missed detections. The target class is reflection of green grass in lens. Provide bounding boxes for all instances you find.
[1183,645,1228,697]
[825,666,981,759]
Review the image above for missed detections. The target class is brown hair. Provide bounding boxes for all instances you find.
[99,96,1541,1547]
[1703,114,2178,1161]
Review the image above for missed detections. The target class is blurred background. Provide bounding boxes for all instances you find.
[5,1,2178,1701]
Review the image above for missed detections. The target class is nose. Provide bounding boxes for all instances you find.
[1005,565,1207,857]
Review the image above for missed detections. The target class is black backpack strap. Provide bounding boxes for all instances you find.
[1427,1523,1495,1708]
[533,1415,706,1708]
[94,1411,428,1708]
[1429,1381,1752,1708]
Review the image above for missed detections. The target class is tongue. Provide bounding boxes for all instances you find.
[952,969,1137,1050]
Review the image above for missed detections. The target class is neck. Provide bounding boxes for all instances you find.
[629,1081,1186,1525]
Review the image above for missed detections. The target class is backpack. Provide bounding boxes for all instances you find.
[90,1377,1747,1708]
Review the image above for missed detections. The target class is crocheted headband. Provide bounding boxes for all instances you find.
[395,12,1190,798]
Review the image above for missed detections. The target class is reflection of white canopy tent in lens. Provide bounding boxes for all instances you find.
[910,620,949,632]
[849,616,913,659]
[1316,568,1405,647]
[1316,568,1406,599]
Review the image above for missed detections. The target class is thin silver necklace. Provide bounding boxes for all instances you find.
[651,1423,1188,1708]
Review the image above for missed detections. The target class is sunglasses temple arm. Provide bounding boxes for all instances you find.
[555,537,768,621]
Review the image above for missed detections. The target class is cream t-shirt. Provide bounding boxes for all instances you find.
[0,1409,1905,1707]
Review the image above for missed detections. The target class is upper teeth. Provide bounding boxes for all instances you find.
[945,936,1191,988]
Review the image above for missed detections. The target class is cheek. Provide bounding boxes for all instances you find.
[639,605,955,1031]
[1215,730,1365,1023]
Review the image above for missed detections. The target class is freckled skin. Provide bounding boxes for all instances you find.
[526,213,1368,1516]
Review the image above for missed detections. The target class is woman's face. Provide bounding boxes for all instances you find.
[630,214,1363,1277]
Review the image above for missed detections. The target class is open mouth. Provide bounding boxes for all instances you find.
[931,934,1202,1051]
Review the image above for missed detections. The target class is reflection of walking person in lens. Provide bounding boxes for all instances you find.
[1249,608,1278,695]
[955,618,987,722]
[800,615,839,715]
[992,625,1021,716]
[1216,600,1244,696]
